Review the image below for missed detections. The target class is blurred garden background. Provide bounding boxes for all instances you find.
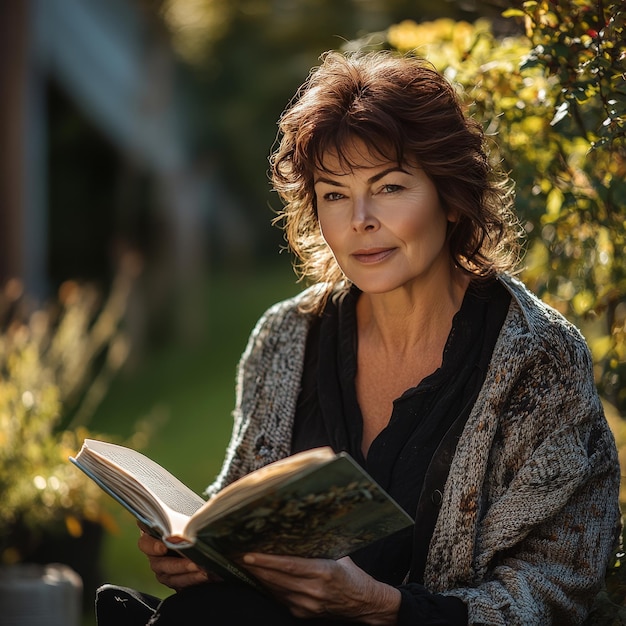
[0,0,624,624]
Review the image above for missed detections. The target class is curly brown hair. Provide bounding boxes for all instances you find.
[270,50,521,313]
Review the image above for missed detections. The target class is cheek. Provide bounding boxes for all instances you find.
[396,207,447,241]
[318,214,340,249]
[318,219,348,271]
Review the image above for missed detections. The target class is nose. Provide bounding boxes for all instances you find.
[352,196,379,233]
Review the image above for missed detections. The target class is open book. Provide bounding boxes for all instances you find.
[70,439,414,590]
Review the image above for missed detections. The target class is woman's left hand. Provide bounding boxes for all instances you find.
[241,553,401,625]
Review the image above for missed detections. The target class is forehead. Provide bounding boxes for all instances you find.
[314,136,401,177]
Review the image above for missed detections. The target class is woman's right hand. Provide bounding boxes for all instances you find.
[137,527,221,590]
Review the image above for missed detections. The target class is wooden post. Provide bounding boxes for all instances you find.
[0,0,29,285]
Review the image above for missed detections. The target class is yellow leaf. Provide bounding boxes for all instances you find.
[590,334,613,361]
[502,9,526,18]
[65,514,83,538]
[571,290,596,316]
[543,188,564,223]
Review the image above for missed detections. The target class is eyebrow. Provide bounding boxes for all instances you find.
[314,166,410,187]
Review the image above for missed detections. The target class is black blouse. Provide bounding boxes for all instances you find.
[291,278,511,625]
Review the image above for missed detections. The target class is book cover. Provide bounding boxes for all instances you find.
[190,453,413,561]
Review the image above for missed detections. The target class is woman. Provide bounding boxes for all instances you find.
[96,50,621,625]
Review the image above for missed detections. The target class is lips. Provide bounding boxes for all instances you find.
[351,248,396,264]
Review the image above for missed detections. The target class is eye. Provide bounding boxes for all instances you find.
[380,184,403,194]
[322,191,345,202]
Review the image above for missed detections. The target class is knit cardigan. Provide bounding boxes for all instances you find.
[204,275,621,625]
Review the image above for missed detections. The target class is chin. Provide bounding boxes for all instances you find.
[342,265,423,295]
[350,278,409,295]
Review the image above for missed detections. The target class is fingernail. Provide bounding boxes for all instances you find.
[243,554,254,564]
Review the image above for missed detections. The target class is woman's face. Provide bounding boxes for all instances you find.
[314,139,455,295]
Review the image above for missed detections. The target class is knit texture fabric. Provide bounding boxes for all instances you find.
[204,275,621,625]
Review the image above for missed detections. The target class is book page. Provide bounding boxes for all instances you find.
[76,440,205,534]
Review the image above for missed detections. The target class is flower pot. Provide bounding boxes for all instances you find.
[0,563,82,626]
[5,518,105,613]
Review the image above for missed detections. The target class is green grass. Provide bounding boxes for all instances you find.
[87,262,301,601]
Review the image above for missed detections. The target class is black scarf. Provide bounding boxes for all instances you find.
[292,279,511,584]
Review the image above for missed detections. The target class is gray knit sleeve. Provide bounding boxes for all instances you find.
[203,291,313,498]
[426,284,621,625]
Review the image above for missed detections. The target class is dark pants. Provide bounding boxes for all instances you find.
[95,584,161,626]
[95,583,345,625]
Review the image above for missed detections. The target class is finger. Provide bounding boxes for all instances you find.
[242,555,333,598]
[155,568,209,591]
[242,553,319,575]
[148,555,209,589]
[148,555,198,576]
[138,533,168,556]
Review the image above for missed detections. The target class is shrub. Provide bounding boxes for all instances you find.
[0,255,151,564]
[347,3,626,619]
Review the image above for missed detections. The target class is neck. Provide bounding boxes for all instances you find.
[356,266,470,356]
